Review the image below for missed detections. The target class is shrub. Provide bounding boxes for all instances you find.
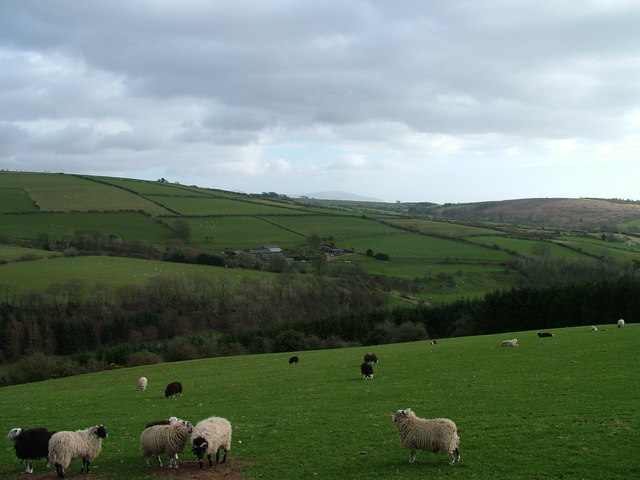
[273,329,306,352]
[127,349,163,367]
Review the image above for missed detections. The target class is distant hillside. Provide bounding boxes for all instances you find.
[409,198,640,230]
[299,191,384,202]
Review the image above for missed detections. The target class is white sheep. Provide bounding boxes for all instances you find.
[140,419,193,468]
[392,409,460,465]
[138,376,148,391]
[48,425,107,478]
[618,319,625,328]
[500,339,518,347]
[590,326,598,332]
[190,417,232,469]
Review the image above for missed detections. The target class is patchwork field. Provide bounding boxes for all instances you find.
[0,325,637,480]
[0,255,276,292]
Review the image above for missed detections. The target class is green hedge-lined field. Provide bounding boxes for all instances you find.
[0,325,637,480]
[0,255,276,292]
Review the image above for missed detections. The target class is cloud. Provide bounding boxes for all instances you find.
[1,1,639,202]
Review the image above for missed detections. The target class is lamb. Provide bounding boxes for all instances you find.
[48,425,107,478]
[500,339,518,346]
[140,419,193,468]
[138,376,148,391]
[288,356,299,364]
[360,362,374,379]
[164,381,183,398]
[190,417,232,469]
[618,319,625,328]
[363,352,378,363]
[145,416,180,429]
[392,409,461,465]
[590,326,598,332]
[537,332,554,338]
[7,427,55,474]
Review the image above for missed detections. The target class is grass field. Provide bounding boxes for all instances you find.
[146,196,306,216]
[0,255,276,292]
[0,173,170,215]
[0,325,637,480]
[471,236,589,259]
[0,246,56,263]
[0,212,174,245]
[385,218,503,237]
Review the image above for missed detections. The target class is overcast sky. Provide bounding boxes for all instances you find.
[1,1,639,203]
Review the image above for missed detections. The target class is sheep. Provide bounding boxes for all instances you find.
[363,352,378,363]
[140,419,193,468]
[537,332,554,338]
[392,408,461,465]
[500,339,518,346]
[190,417,232,469]
[429,340,438,345]
[145,416,179,429]
[360,362,374,379]
[164,381,183,398]
[288,356,299,364]
[590,326,598,332]
[7,427,55,474]
[618,319,625,328]
[138,376,148,391]
[48,425,107,478]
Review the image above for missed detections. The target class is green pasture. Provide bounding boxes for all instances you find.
[0,173,170,215]
[95,176,245,200]
[146,196,305,216]
[0,245,56,263]
[185,216,306,251]
[387,218,503,237]
[555,236,640,263]
[0,188,38,213]
[346,233,512,262]
[0,212,174,245]
[263,215,402,240]
[1,325,637,480]
[471,236,588,259]
[0,255,275,292]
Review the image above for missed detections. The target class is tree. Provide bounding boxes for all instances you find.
[173,219,192,242]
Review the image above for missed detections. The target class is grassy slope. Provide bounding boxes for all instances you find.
[0,325,637,480]
[0,256,276,292]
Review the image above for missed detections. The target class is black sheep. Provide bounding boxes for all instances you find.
[360,362,374,379]
[7,427,56,474]
[164,381,183,398]
[288,356,299,364]
[363,352,378,364]
[537,332,554,338]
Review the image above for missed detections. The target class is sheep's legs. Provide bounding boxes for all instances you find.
[207,453,213,467]
[217,448,228,464]
[449,447,461,464]
[169,454,178,468]
[55,463,65,478]
[409,450,416,463]
[81,459,91,473]
[24,460,34,473]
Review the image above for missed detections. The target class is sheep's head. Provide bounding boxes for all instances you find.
[191,436,208,464]
[392,409,413,423]
[93,425,108,439]
[6,428,22,440]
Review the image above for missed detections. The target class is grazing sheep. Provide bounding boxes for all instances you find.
[537,332,554,338]
[164,381,183,398]
[590,326,598,332]
[363,352,378,363]
[7,427,55,474]
[429,340,438,345]
[145,417,180,429]
[288,356,299,364]
[360,362,374,379]
[48,425,107,478]
[500,339,518,347]
[140,419,193,468]
[191,417,232,469]
[138,376,148,391]
[618,319,625,328]
[392,409,460,465]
